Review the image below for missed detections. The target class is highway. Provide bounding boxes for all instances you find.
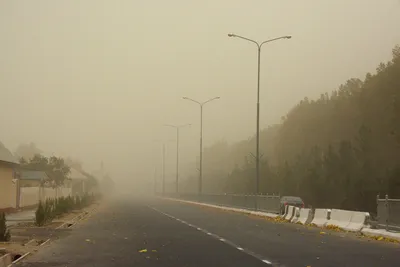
[17,196,400,267]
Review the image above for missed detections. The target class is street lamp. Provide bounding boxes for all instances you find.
[228,33,291,201]
[153,139,175,195]
[182,96,220,195]
[164,123,191,194]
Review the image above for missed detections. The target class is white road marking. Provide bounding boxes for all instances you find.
[148,206,274,266]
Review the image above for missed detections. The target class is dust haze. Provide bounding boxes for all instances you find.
[1,1,399,194]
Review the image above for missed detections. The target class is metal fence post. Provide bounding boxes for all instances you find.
[385,194,389,231]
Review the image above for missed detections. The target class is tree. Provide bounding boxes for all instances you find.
[20,154,70,187]
[0,212,10,241]
[189,45,400,213]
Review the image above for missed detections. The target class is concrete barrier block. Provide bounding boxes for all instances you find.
[311,209,330,227]
[282,206,289,220]
[291,207,300,223]
[345,211,369,232]
[297,208,312,224]
[281,205,289,218]
[328,209,353,230]
[284,206,295,221]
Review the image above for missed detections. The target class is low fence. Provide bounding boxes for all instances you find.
[163,193,281,214]
[20,187,40,207]
[19,187,72,208]
[377,195,400,231]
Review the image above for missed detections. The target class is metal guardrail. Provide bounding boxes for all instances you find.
[163,193,281,214]
[377,194,400,231]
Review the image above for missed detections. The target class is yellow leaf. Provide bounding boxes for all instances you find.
[152,250,157,252]
[377,236,383,241]
[85,239,91,242]
[319,232,326,235]
[139,249,147,253]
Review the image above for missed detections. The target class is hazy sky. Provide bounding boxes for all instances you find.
[1,1,400,185]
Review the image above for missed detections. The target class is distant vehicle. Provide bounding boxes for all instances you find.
[280,196,304,214]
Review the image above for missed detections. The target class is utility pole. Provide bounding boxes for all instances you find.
[164,124,190,194]
[199,105,203,195]
[182,97,220,195]
[162,143,166,195]
[228,33,291,209]
[153,166,157,195]
[176,128,179,194]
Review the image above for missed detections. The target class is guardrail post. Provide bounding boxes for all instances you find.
[385,194,389,231]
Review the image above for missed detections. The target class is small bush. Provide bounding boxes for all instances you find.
[35,193,97,227]
[0,212,11,241]
[35,201,46,226]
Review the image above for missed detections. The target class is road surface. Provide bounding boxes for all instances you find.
[17,196,400,267]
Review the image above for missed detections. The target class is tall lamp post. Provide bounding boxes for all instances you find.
[153,139,174,195]
[228,33,291,200]
[182,97,220,195]
[164,123,191,194]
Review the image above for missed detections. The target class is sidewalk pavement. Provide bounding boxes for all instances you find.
[361,228,400,241]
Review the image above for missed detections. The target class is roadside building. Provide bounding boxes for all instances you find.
[0,142,19,211]
[19,170,48,187]
[66,167,87,196]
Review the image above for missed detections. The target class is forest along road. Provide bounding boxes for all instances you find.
[15,196,400,267]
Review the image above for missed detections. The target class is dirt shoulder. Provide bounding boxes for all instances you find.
[0,201,101,267]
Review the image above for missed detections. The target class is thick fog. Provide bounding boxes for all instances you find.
[1,1,399,190]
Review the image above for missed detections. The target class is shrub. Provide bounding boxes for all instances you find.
[44,199,52,222]
[35,201,46,226]
[0,212,10,241]
[35,193,96,227]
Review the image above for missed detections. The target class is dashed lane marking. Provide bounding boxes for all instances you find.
[263,259,273,264]
[148,206,274,266]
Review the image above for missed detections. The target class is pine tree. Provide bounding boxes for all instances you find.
[0,212,10,241]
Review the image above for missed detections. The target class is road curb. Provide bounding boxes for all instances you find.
[6,252,30,267]
[56,204,99,229]
[159,197,279,219]
[39,238,51,247]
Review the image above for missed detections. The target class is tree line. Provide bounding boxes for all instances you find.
[194,45,400,213]
[20,154,71,187]
[18,152,98,191]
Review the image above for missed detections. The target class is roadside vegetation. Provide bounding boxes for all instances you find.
[0,212,11,241]
[35,194,97,226]
[19,154,71,187]
[184,45,400,213]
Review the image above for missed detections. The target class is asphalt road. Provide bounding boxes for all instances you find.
[17,196,400,267]
[16,197,268,267]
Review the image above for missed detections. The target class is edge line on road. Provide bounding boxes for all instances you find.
[148,205,274,266]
